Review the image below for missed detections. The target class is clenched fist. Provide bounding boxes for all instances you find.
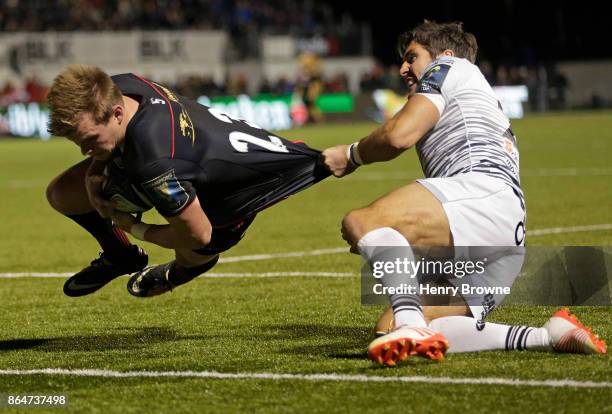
[321,144,358,177]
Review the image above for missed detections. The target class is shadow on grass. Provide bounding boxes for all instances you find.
[261,324,371,359]
[261,323,372,340]
[0,327,206,352]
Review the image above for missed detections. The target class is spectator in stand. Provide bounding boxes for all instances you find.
[258,77,273,94]
[360,63,389,92]
[495,65,510,85]
[508,65,528,85]
[272,76,294,95]
[296,52,324,123]
[226,73,249,96]
[325,72,350,93]
[25,76,49,103]
[479,61,495,85]
[1,0,363,60]
[384,64,406,94]
[549,66,569,110]
[0,81,29,106]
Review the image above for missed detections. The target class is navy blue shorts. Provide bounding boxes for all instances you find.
[192,214,256,256]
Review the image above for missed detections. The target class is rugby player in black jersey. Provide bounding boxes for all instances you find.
[46,64,328,298]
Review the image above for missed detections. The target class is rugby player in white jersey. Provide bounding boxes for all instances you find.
[322,21,606,366]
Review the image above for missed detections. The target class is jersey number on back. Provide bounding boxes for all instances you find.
[208,107,289,154]
[229,132,289,153]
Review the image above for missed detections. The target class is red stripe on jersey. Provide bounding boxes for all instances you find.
[133,74,176,158]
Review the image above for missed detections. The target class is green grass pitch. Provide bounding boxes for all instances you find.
[0,111,610,413]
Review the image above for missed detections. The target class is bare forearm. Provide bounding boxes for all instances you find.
[358,120,408,164]
[356,95,439,165]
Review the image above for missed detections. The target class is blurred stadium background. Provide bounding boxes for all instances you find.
[0,1,610,412]
[1,0,611,137]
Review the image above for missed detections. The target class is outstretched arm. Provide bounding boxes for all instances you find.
[321,95,440,177]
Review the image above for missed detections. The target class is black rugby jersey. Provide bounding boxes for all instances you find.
[111,74,329,227]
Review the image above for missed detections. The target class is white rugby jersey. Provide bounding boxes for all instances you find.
[416,56,524,207]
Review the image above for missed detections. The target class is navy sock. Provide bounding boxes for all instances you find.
[168,256,219,286]
[67,211,133,258]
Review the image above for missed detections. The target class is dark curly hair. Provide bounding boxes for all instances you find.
[397,20,478,63]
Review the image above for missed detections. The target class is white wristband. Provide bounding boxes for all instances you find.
[347,142,363,166]
[130,223,151,241]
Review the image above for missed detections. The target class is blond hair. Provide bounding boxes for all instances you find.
[47,64,123,138]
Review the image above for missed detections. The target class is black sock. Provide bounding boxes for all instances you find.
[67,211,133,258]
[168,256,219,286]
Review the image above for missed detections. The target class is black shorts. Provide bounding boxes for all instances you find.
[192,214,256,256]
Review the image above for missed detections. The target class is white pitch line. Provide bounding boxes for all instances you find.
[0,271,353,279]
[205,272,354,278]
[528,223,612,236]
[0,272,74,278]
[0,368,609,389]
[218,247,347,263]
[1,223,610,279]
[521,167,612,177]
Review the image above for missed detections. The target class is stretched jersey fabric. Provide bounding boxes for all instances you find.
[415,57,524,209]
[111,74,329,227]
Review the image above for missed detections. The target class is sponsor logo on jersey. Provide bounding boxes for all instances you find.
[427,65,442,76]
[141,170,190,214]
[504,137,514,154]
[416,63,451,95]
[179,110,195,144]
[151,81,196,144]
[152,82,180,104]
